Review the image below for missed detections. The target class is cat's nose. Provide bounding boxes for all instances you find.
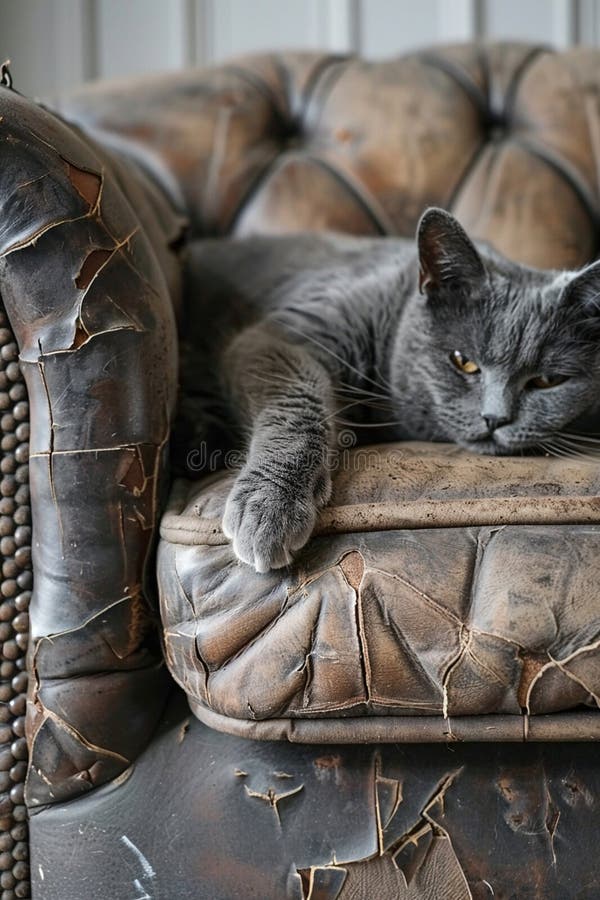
[483,415,510,433]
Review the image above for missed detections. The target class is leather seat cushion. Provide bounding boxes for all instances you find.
[157,442,600,742]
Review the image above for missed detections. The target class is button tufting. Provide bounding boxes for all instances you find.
[487,123,506,142]
[280,117,303,148]
[483,110,508,143]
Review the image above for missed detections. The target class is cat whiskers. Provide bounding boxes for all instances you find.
[335,389,392,410]
[537,435,600,463]
[554,435,600,460]
[373,363,395,394]
[324,390,396,427]
[246,358,392,409]
[248,369,394,431]
[335,417,405,428]
[336,379,391,403]
[560,430,600,443]
[252,371,393,412]
[272,317,394,398]
[536,440,572,460]
[251,369,374,397]
[246,342,400,427]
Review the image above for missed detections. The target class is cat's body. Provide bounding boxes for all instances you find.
[179,210,600,572]
[182,232,415,447]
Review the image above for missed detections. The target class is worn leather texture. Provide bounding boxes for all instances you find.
[29,689,600,900]
[0,82,182,812]
[158,444,600,741]
[57,43,600,268]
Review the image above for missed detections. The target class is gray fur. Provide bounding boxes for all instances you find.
[182,209,600,571]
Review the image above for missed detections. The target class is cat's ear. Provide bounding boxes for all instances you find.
[561,261,600,326]
[417,208,485,298]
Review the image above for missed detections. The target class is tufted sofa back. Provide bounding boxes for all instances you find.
[57,42,600,273]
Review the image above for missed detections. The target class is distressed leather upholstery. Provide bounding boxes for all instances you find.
[1,40,600,899]
[0,86,182,816]
[56,43,600,266]
[159,445,600,741]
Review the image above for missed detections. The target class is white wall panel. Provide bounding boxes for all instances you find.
[94,0,190,79]
[314,0,361,53]
[206,0,354,62]
[0,0,597,99]
[359,0,442,57]
[577,0,600,45]
[359,0,475,58]
[484,0,575,47]
[0,0,92,98]
[438,0,480,42]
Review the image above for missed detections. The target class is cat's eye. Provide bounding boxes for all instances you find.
[526,374,569,390]
[450,351,480,375]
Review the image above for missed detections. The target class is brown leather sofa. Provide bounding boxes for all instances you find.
[2,42,600,899]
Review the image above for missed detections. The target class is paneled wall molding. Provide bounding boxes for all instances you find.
[552,0,577,46]
[313,0,361,54]
[54,0,96,89]
[577,0,600,43]
[0,1,598,109]
[189,0,215,66]
[437,0,480,42]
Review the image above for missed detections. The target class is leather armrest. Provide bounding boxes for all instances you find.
[0,83,181,807]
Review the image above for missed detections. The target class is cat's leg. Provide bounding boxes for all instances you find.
[221,324,336,572]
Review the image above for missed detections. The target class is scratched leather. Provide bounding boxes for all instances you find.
[159,443,600,738]
[30,693,600,900]
[0,86,183,808]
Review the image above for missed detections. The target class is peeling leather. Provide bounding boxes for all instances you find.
[297,760,470,899]
[31,695,600,899]
[159,444,600,739]
[0,87,181,806]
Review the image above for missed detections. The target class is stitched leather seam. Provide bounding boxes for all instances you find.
[419,50,488,116]
[302,57,355,133]
[223,149,284,234]
[515,133,600,229]
[446,138,489,212]
[223,62,288,121]
[297,53,352,126]
[503,44,552,123]
[303,153,391,234]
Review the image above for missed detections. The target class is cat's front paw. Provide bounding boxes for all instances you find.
[222,464,330,573]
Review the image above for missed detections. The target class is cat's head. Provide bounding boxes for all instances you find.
[393,207,600,455]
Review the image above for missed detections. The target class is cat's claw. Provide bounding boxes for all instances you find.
[223,466,330,573]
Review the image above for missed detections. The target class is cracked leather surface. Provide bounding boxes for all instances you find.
[29,690,600,899]
[159,444,600,740]
[0,84,182,809]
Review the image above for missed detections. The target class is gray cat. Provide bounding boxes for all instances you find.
[180,208,600,572]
